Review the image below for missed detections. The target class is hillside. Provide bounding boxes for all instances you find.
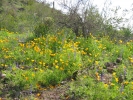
[1,0,133,99]
[0,0,61,33]
[0,29,133,99]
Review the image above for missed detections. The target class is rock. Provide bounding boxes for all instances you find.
[60,81,67,85]
[1,74,6,78]
[116,58,122,63]
[104,62,111,68]
[107,67,116,74]
[100,73,112,84]
[104,62,117,74]
[0,72,6,78]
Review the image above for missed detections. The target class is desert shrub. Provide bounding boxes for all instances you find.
[34,17,54,37]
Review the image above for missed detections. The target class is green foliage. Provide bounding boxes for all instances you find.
[1,28,133,99]
[122,27,132,38]
[0,0,56,33]
[34,17,54,37]
[0,30,82,97]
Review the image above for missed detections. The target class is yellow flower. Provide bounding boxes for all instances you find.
[55,65,59,69]
[55,60,58,63]
[124,81,129,85]
[115,78,118,83]
[81,50,86,55]
[131,82,133,85]
[34,68,38,70]
[19,43,25,47]
[104,83,108,88]
[85,48,88,51]
[39,69,43,73]
[88,59,92,62]
[31,60,35,62]
[43,62,45,66]
[60,59,63,62]
[60,67,64,70]
[112,72,116,77]
[119,40,123,43]
[26,58,29,60]
[32,73,35,77]
[34,46,40,52]
[78,64,82,67]
[110,83,115,86]
[50,53,56,57]
[12,67,16,71]
[37,93,41,97]
[95,72,100,81]
[25,77,28,81]
[83,75,87,78]
[39,61,43,65]
[95,61,99,65]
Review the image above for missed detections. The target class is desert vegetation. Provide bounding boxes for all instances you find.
[0,0,133,99]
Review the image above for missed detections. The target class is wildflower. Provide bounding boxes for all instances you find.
[60,59,63,62]
[50,53,56,57]
[119,40,123,43]
[32,73,35,77]
[39,61,43,65]
[31,60,35,62]
[124,81,129,85]
[112,72,116,77]
[110,83,115,86]
[95,61,99,65]
[115,78,118,83]
[1,64,4,66]
[34,98,39,100]
[131,82,133,85]
[83,75,87,78]
[25,77,28,81]
[78,64,82,67]
[49,85,54,89]
[60,67,64,70]
[34,68,38,70]
[55,65,59,69]
[88,59,92,62]
[43,62,45,66]
[34,46,40,52]
[19,43,25,47]
[39,69,43,73]
[20,66,24,69]
[104,83,108,88]
[81,50,86,55]
[36,93,41,97]
[55,60,58,63]
[12,67,16,71]
[36,84,41,88]
[85,48,89,51]
[95,72,100,81]
[26,58,29,60]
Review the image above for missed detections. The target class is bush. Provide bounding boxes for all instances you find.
[34,17,54,37]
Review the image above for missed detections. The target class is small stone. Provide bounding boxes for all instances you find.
[116,58,122,63]
[107,67,115,74]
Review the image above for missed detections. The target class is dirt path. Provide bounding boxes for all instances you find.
[37,83,70,100]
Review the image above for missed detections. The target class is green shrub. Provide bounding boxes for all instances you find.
[34,17,54,37]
